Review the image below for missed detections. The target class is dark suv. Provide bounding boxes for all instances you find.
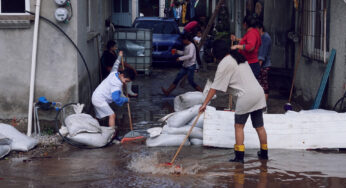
[133,17,183,65]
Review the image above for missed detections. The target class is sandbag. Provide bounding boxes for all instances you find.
[67,126,115,147]
[64,113,101,136]
[167,105,201,128]
[0,133,12,145]
[0,123,38,151]
[147,127,162,138]
[190,138,203,146]
[146,134,191,147]
[58,126,69,137]
[162,125,203,139]
[186,115,204,128]
[158,112,175,123]
[174,91,205,112]
[0,145,11,159]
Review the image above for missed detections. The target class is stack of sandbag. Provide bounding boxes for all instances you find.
[59,104,114,148]
[146,105,216,147]
[0,123,39,159]
[174,80,216,112]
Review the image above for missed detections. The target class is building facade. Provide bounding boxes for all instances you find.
[226,0,346,110]
[0,0,113,120]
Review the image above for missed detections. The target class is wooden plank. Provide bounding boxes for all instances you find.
[312,49,336,109]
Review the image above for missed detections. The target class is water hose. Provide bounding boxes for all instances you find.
[333,91,346,112]
[25,10,93,114]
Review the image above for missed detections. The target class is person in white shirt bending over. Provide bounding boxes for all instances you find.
[162,34,203,96]
[199,40,268,163]
[92,51,136,130]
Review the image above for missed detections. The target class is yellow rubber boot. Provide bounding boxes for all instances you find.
[230,144,245,163]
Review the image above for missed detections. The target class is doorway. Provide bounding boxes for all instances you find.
[112,0,132,27]
[139,0,159,17]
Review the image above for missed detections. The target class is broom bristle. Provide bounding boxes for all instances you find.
[120,136,145,144]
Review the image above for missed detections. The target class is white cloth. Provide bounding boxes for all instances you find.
[211,55,266,114]
[92,71,123,118]
[174,6,182,19]
[177,43,196,68]
[193,36,203,51]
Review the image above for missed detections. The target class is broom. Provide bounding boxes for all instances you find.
[159,112,203,171]
[120,57,145,143]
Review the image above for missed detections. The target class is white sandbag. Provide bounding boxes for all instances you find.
[0,133,12,145]
[146,134,190,147]
[186,115,204,128]
[167,105,201,128]
[162,125,203,139]
[58,126,69,137]
[65,113,101,136]
[0,145,11,159]
[158,112,175,123]
[67,126,115,147]
[147,127,162,138]
[203,79,213,97]
[298,109,338,114]
[174,91,205,112]
[190,138,203,146]
[0,123,38,151]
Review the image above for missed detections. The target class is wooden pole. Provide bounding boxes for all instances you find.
[122,57,133,131]
[169,112,202,164]
[197,0,225,52]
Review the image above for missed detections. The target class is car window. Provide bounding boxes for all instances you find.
[134,21,178,34]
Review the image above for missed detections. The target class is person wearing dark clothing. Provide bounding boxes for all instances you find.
[257,24,272,101]
[100,40,118,80]
[100,40,138,97]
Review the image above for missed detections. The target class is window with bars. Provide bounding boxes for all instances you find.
[301,0,329,63]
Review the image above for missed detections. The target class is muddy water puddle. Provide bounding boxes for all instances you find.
[1,69,346,187]
[1,143,346,187]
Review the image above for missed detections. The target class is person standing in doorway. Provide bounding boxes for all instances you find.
[257,23,272,102]
[161,34,203,96]
[230,15,261,79]
[199,40,268,163]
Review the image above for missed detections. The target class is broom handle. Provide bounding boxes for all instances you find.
[170,112,203,164]
[121,57,133,131]
[288,34,302,103]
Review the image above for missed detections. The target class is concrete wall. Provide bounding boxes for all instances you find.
[76,0,113,112]
[0,1,78,119]
[294,0,346,109]
[0,0,112,119]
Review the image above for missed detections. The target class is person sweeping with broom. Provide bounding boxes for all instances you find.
[199,40,268,163]
[92,51,136,133]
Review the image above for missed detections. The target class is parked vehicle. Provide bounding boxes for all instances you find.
[133,17,183,65]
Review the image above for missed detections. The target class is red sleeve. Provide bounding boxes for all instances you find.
[244,31,257,52]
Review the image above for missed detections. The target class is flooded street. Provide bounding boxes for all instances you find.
[1,67,346,187]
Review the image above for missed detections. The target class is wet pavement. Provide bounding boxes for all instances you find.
[1,67,346,187]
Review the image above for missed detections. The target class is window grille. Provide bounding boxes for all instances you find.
[301,0,329,63]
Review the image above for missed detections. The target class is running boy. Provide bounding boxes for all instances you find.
[92,51,136,129]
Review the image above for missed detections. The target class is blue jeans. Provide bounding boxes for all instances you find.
[173,64,197,88]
